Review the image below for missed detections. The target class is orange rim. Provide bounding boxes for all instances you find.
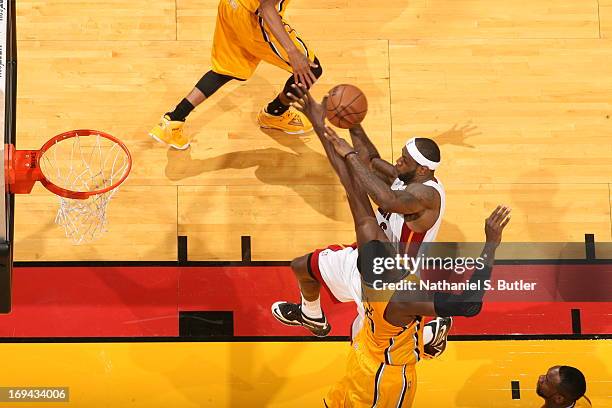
[36,129,132,199]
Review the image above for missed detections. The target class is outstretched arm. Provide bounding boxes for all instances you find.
[321,126,388,246]
[286,85,386,245]
[286,84,433,215]
[258,0,318,87]
[349,124,397,185]
[344,154,437,214]
[382,206,512,325]
[285,84,349,185]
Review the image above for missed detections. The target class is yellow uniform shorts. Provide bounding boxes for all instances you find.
[325,345,417,407]
[211,0,315,80]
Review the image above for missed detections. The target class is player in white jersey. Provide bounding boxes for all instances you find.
[375,171,445,257]
[272,84,451,357]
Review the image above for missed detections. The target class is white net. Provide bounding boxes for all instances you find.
[39,132,130,244]
[54,187,119,245]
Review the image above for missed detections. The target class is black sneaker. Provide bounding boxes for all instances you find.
[271,301,331,337]
[423,317,453,358]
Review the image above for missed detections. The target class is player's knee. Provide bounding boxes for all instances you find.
[290,254,311,280]
[311,56,323,79]
[195,71,236,97]
[356,218,387,245]
[282,57,322,93]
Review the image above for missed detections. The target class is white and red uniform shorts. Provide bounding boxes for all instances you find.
[307,243,365,338]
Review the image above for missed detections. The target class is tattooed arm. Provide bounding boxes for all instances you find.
[349,124,397,185]
[344,154,438,214]
[284,84,386,244]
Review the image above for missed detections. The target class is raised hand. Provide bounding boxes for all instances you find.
[286,83,327,130]
[484,205,511,248]
[323,126,356,158]
[288,51,318,89]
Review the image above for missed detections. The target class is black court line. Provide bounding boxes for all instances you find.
[241,236,252,263]
[511,381,521,400]
[0,333,610,343]
[585,234,596,260]
[571,309,582,335]
[10,231,612,268]
[13,233,612,267]
[178,236,188,265]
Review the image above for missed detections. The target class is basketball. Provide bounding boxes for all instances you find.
[325,84,368,129]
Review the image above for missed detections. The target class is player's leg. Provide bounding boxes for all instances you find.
[167,71,236,120]
[273,56,323,112]
[324,346,360,407]
[149,71,237,149]
[257,56,323,134]
[149,0,258,148]
[272,244,362,337]
[271,252,331,337]
[368,362,417,408]
[250,14,323,133]
[326,347,418,408]
[290,252,321,304]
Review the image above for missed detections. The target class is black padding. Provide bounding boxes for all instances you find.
[281,56,323,95]
[195,71,236,97]
[433,292,482,317]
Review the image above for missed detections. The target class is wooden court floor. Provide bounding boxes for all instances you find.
[12,0,612,260]
[0,340,609,407]
[7,4,612,408]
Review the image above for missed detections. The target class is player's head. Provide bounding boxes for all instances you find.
[536,365,586,406]
[396,138,440,183]
[357,240,409,287]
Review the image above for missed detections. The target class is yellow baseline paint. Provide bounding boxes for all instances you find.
[0,340,609,407]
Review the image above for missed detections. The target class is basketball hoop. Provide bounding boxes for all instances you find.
[5,129,132,244]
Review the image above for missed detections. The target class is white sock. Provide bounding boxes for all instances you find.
[301,294,322,319]
[423,325,433,345]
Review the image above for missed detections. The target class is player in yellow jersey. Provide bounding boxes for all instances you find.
[537,366,592,408]
[149,0,322,149]
[286,84,511,407]
[325,204,509,407]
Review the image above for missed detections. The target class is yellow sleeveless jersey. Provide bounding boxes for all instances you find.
[236,0,259,12]
[355,299,424,366]
[212,0,312,79]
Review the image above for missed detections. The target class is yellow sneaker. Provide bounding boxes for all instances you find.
[149,115,190,150]
[257,107,313,134]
